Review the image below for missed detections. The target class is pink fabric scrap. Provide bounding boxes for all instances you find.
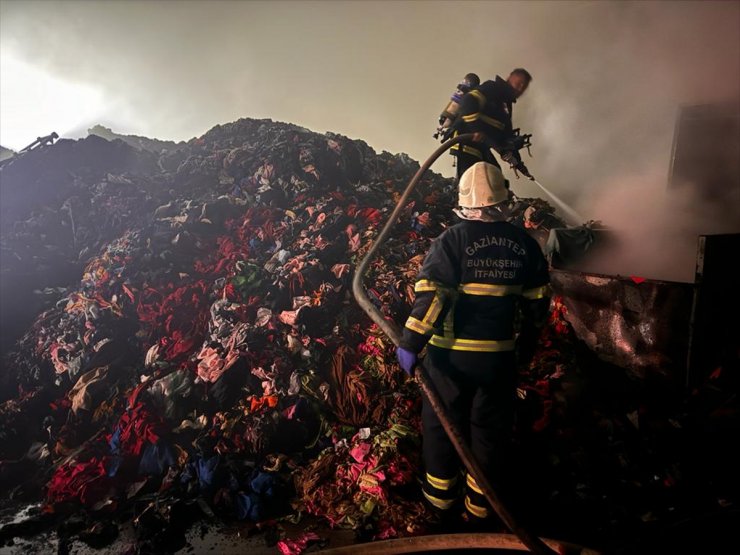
[349,442,372,463]
[373,524,398,540]
[276,532,321,555]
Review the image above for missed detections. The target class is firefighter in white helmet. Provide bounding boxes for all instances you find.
[396,162,551,527]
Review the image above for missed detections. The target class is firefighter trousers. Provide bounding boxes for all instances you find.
[421,345,516,520]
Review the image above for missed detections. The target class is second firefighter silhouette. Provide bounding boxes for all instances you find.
[396,162,551,523]
[449,68,534,180]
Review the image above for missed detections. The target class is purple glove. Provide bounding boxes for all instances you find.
[396,347,418,376]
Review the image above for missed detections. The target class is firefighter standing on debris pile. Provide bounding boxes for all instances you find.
[396,162,551,527]
[449,68,534,180]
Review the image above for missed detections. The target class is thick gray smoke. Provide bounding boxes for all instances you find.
[571,169,739,282]
[1,1,738,281]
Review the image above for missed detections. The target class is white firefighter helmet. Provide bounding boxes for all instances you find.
[458,162,508,208]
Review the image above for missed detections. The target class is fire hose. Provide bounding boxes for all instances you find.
[351,133,590,554]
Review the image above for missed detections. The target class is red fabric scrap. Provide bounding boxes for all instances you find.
[248,395,279,413]
[356,207,383,226]
[47,457,111,506]
[111,401,166,457]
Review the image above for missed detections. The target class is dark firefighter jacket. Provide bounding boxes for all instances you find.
[400,219,550,355]
[450,76,522,165]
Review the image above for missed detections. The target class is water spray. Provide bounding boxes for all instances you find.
[530,178,584,225]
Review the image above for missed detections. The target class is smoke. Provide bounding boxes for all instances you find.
[1,0,738,280]
[572,168,740,282]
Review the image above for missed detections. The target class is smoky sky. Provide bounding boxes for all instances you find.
[1,0,739,279]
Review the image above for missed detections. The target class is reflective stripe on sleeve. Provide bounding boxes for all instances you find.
[428,336,515,352]
[522,284,552,300]
[414,279,439,293]
[422,292,444,325]
[405,316,435,336]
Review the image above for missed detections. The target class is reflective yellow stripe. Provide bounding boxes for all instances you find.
[460,112,504,131]
[424,490,455,510]
[522,284,552,300]
[466,473,484,495]
[470,89,486,108]
[443,293,457,339]
[478,114,505,129]
[462,145,483,157]
[443,311,454,339]
[414,279,438,293]
[459,283,523,296]
[429,336,516,352]
[450,144,483,158]
[422,292,443,325]
[427,473,458,491]
[405,316,435,336]
[465,495,489,518]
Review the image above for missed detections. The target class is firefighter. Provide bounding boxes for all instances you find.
[395,162,551,526]
[450,68,534,180]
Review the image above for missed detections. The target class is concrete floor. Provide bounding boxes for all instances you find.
[0,502,357,555]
